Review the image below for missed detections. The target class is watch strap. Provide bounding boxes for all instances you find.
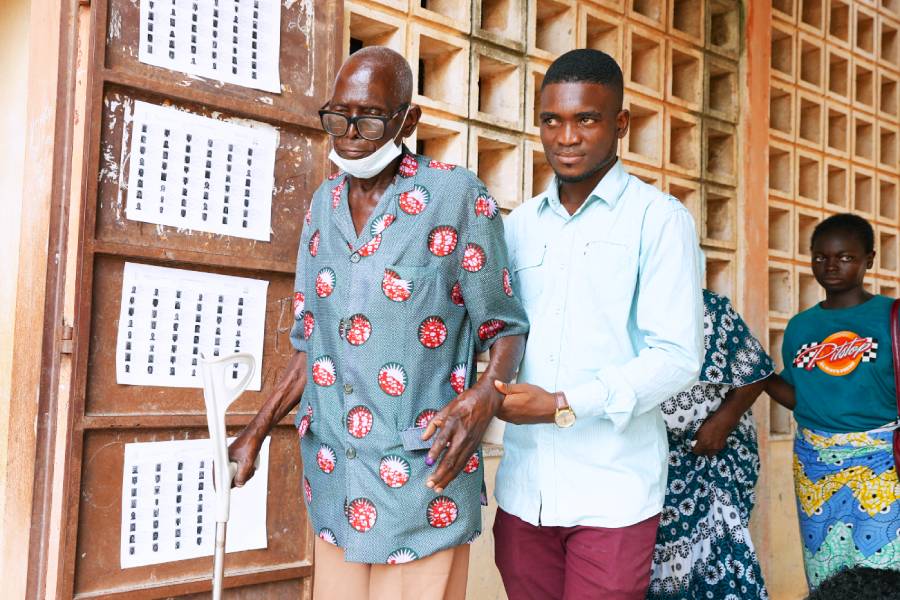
[554,391,569,411]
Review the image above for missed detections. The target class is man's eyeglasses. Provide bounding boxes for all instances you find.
[318,104,409,141]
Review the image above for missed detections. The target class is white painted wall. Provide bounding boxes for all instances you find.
[0,0,31,543]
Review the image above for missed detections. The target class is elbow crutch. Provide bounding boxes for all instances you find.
[200,352,257,600]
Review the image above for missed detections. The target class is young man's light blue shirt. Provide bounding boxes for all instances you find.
[496,159,704,528]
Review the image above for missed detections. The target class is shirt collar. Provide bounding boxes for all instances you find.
[537,159,628,217]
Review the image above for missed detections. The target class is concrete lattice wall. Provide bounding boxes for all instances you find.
[344,0,748,598]
[345,0,743,304]
[342,1,900,599]
[766,1,900,417]
[763,2,900,596]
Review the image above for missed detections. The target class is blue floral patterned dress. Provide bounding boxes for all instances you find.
[648,290,773,600]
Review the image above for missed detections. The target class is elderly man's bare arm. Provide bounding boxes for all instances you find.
[423,334,526,494]
[228,351,307,486]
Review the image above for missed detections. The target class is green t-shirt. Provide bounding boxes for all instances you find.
[781,295,897,433]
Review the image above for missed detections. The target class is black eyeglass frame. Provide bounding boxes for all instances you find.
[317,103,410,140]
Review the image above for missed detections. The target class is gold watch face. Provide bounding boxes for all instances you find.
[555,408,576,428]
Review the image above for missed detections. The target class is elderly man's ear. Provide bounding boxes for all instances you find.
[399,104,422,139]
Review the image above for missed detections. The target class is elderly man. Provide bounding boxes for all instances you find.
[493,49,703,599]
[228,47,527,599]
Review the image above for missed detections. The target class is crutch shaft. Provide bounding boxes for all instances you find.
[212,522,227,600]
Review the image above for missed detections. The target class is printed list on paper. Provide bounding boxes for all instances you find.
[115,262,268,390]
[124,101,278,241]
[120,437,270,569]
[138,0,282,93]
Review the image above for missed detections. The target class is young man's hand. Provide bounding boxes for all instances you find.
[493,381,556,425]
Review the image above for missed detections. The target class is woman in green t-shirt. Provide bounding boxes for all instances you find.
[780,213,900,588]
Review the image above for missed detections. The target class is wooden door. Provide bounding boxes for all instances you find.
[59,1,341,597]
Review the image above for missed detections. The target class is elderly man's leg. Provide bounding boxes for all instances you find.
[312,537,370,599]
[369,544,469,600]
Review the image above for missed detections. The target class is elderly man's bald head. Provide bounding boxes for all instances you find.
[326,47,421,159]
[334,47,413,107]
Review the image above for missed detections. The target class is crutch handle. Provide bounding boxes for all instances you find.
[201,353,256,523]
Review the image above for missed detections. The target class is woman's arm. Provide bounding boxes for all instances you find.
[692,377,768,456]
[765,373,796,410]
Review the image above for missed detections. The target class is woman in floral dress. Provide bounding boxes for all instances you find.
[648,289,787,600]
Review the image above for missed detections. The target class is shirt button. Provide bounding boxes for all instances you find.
[344,383,353,394]
[350,253,360,263]
[346,447,356,459]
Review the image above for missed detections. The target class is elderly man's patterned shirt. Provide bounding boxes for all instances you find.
[290,151,528,563]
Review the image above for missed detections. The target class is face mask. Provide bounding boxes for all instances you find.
[328,107,410,179]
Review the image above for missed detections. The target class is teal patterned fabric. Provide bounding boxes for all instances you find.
[648,291,773,600]
[290,150,528,563]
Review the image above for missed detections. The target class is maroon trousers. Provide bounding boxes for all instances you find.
[493,508,660,600]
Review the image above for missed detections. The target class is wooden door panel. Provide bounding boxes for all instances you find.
[73,427,307,598]
[178,579,306,600]
[103,0,332,124]
[93,86,326,270]
[61,0,340,596]
[84,255,296,417]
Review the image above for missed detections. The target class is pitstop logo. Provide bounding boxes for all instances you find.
[792,331,878,376]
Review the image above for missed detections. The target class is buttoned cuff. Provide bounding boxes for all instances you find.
[565,367,638,432]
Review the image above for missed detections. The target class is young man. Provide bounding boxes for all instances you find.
[492,49,703,599]
[228,47,528,599]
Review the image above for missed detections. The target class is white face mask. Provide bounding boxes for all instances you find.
[327,107,410,179]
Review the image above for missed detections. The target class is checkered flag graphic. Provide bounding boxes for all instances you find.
[861,338,878,362]
[793,342,818,368]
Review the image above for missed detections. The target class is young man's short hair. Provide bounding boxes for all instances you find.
[542,49,624,108]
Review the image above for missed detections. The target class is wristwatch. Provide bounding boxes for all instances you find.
[554,391,576,428]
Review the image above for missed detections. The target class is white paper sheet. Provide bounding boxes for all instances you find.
[138,0,282,93]
[116,262,268,390]
[120,436,270,569]
[124,101,277,241]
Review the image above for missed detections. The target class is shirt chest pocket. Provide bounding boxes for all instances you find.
[512,246,547,304]
[581,240,635,300]
[384,264,441,306]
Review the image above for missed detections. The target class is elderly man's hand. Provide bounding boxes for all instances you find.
[228,426,264,488]
[421,382,501,494]
[493,380,557,425]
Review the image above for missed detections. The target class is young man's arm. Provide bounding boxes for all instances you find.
[423,335,525,494]
[563,205,703,429]
[497,204,703,429]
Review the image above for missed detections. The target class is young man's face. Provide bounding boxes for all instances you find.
[811,231,874,294]
[538,81,629,183]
